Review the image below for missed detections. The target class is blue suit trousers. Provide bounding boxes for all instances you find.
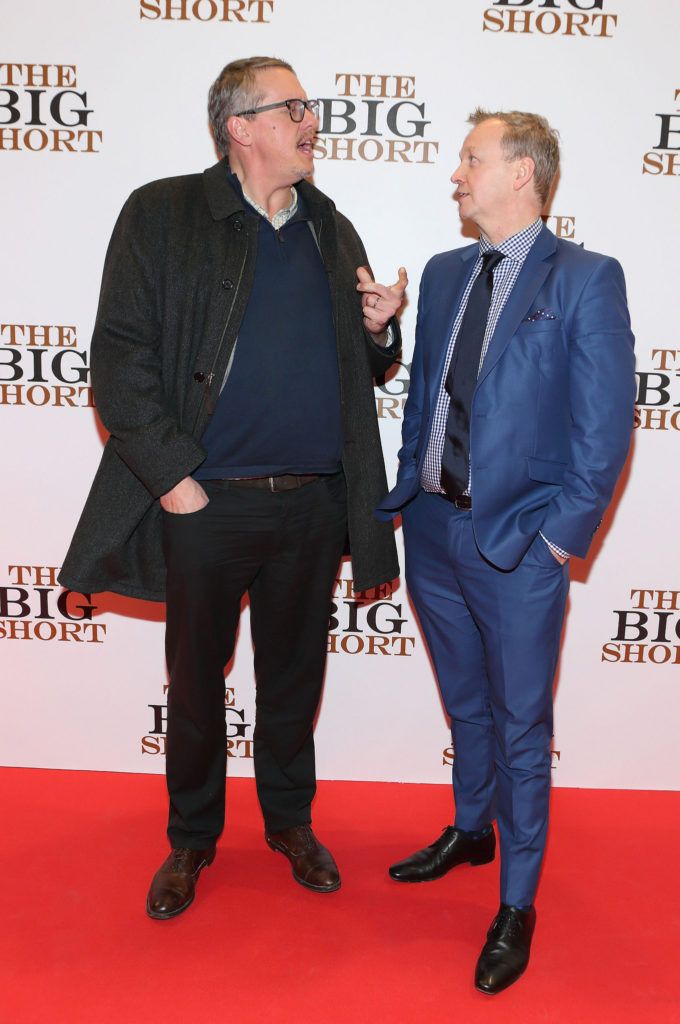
[403,490,570,906]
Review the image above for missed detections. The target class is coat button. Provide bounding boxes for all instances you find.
[233,219,243,232]
[221,278,233,290]
[193,371,205,383]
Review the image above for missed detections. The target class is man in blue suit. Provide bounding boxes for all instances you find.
[378,109,634,994]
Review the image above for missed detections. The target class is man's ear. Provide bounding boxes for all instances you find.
[513,156,536,192]
[227,114,251,150]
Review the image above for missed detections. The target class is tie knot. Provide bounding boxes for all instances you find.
[481,250,504,275]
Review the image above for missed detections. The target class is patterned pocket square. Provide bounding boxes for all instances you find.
[523,307,559,322]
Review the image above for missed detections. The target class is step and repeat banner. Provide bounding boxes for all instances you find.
[2,0,678,790]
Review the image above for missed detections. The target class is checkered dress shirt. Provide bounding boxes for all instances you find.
[243,186,298,228]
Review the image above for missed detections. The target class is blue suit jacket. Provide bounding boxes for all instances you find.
[378,226,635,569]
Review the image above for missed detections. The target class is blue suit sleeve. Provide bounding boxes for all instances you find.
[397,273,428,476]
[539,256,635,556]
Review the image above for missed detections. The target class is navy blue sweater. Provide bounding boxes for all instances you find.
[195,187,342,479]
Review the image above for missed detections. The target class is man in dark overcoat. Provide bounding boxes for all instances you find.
[60,56,406,919]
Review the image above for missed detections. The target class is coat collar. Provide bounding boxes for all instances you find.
[203,159,245,220]
[202,158,335,223]
[454,222,556,267]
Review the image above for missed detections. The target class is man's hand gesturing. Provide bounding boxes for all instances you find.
[356,265,408,335]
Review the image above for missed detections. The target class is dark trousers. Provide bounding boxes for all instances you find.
[162,474,347,848]
[403,490,570,907]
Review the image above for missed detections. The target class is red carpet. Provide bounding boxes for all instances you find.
[1,769,678,1023]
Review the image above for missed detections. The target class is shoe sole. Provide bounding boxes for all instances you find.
[146,893,195,920]
[266,837,341,893]
[389,853,495,883]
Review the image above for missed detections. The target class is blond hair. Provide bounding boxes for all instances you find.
[468,108,560,205]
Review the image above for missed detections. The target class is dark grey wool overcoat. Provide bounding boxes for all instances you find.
[59,160,400,600]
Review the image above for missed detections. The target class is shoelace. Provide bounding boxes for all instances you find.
[168,849,202,872]
[291,825,316,850]
[491,907,524,941]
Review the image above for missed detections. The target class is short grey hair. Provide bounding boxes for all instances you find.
[468,108,560,205]
[208,56,294,156]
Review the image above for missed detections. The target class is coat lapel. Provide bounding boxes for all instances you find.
[477,226,556,386]
[425,247,477,410]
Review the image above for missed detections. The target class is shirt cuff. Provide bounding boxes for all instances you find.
[539,532,570,560]
[369,323,395,348]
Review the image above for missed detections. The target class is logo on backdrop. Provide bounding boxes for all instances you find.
[0,63,103,154]
[543,213,580,244]
[482,0,619,37]
[634,348,680,433]
[442,742,455,767]
[329,577,416,657]
[142,684,253,758]
[442,741,561,768]
[0,323,92,408]
[375,359,411,421]
[642,89,680,178]
[0,566,105,643]
[139,0,274,22]
[602,590,680,666]
[314,73,439,166]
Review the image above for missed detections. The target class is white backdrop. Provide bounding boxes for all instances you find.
[2,0,679,790]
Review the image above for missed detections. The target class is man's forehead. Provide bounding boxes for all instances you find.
[460,120,504,155]
[257,67,305,100]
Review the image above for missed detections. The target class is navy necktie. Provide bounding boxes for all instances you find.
[440,250,505,500]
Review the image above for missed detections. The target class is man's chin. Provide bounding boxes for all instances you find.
[456,199,476,222]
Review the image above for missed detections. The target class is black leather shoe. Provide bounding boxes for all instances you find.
[475,903,536,994]
[389,826,495,882]
[265,824,341,893]
[146,845,216,920]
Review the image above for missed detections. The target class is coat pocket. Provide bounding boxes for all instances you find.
[526,456,567,485]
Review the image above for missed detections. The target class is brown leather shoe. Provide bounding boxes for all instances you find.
[265,825,341,893]
[146,845,216,920]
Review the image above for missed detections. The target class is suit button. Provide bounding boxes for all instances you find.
[221,278,233,290]
[233,219,243,232]
[193,371,205,383]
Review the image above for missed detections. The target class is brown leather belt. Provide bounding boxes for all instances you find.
[213,474,320,492]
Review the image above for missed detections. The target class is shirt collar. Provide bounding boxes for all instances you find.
[479,217,543,263]
[242,184,299,230]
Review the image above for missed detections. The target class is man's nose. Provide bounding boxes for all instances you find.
[303,103,319,128]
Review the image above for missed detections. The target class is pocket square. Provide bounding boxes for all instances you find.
[523,307,559,323]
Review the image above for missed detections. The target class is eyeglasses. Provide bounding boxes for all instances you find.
[233,98,320,123]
